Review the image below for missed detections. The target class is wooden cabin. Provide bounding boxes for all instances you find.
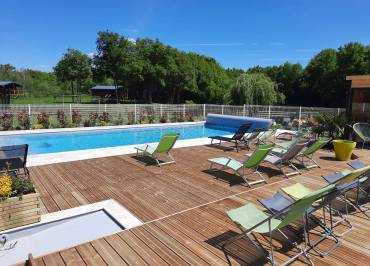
[346,75,370,121]
[0,81,23,104]
[90,85,124,103]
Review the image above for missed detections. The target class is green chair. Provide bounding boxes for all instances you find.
[256,129,276,145]
[135,133,180,166]
[224,185,332,265]
[296,138,330,169]
[208,144,274,187]
[353,123,370,149]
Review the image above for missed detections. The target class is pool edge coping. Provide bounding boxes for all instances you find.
[0,121,205,136]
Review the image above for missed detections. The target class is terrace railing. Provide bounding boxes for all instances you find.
[0,103,344,127]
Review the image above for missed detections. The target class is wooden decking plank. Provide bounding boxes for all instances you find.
[23,145,370,266]
[117,230,170,265]
[104,234,148,265]
[59,248,86,266]
[41,252,66,266]
[131,227,188,265]
[144,223,211,265]
[75,243,107,266]
[90,238,128,265]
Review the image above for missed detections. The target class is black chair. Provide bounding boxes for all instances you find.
[209,123,252,152]
[0,144,30,177]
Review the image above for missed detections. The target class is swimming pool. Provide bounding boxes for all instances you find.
[0,123,235,155]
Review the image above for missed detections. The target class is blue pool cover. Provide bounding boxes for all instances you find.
[206,113,272,131]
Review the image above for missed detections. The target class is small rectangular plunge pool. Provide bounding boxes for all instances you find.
[0,209,125,265]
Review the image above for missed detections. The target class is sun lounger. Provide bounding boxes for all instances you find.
[208,144,274,186]
[209,123,251,152]
[135,133,180,166]
[223,185,333,265]
[263,141,309,177]
[0,144,30,177]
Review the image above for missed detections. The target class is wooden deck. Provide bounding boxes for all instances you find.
[19,143,370,265]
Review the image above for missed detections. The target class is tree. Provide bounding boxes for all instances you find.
[54,49,92,102]
[304,49,338,106]
[94,31,138,100]
[229,73,284,105]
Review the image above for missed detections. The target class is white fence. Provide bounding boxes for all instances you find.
[0,104,344,124]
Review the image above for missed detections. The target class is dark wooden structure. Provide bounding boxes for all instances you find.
[0,81,23,104]
[346,75,370,121]
[15,145,370,265]
[90,85,124,103]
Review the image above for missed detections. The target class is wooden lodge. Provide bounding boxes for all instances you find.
[346,75,370,121]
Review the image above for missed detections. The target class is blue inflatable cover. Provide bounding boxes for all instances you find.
[205,113,272,132]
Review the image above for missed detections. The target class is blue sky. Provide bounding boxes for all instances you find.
[0,0,369,72]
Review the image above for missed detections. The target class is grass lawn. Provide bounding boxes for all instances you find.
[11,96,98,104]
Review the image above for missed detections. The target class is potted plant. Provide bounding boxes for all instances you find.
[313,113,355,161]
[0,171,41,231]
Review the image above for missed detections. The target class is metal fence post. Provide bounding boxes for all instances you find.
[203,104,206,120]
[221,105,224,115]
[69,104,72,121]
[134,104,137,123]
[183,104,186,117]
[337,108,340,115]
[298,106,302,129]
[160,104,163,117]
[363,102,366,113]
[28,104,31,116]
[243,104,246,116]
[104,104,107,112]
[268,105,271,119]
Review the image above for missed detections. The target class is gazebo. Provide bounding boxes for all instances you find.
[0,81,23,104]
[90,85,124,102]
[346,75,370,121]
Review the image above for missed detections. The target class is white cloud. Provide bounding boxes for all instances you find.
[127,37,136,43]
[87,52,95,58]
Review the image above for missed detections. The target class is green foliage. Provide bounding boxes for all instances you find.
[11,176,35,197]
[54,49,92,101]
[229,73,284,105]
[56,110,68,128]
[0,113,14,130]
[17,111,30,130]
[312,113,352,139]
[2,37,370,107]
[37,112,50,128]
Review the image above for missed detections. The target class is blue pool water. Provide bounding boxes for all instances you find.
[0,123,235,155]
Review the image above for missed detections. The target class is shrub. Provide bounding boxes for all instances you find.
[185,112,194,122]
[99,112,111,125]
[127,112,135,125]
[72,110,82,126]
[159,115,167,123]
[170,113,178,123]
[0,174,13,198]
[83,119,91,127]
[10,176,35,196]
[113,114,124,125]
[17,111,30,130]
[32,124,44,129]
[138,112,146,124]
[0,113,14,130]
[56,110,68,128]
[37,112,50,128]
[147,111,155,124]
[177,112,185,122]
[89,112,99,126]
